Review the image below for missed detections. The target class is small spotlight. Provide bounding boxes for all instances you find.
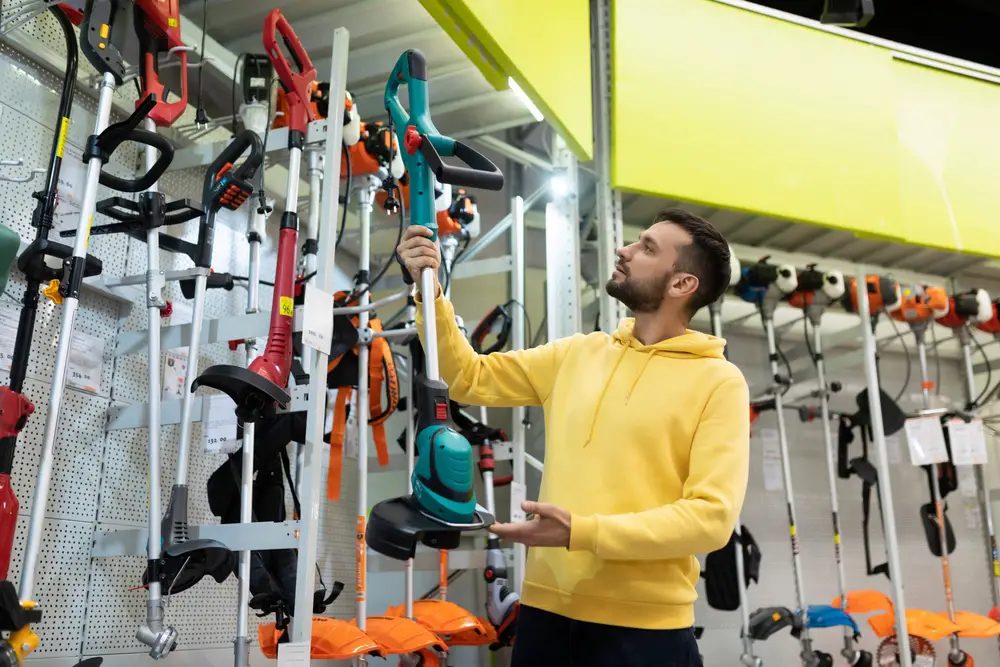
[550,174,571,198]
[820,0,874,27]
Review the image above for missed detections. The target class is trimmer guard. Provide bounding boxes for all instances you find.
[940,610,1000,638]
[747,606,800,641]
[365,495,494,561]
[258,616,381,660]
[385,599,490,644]
[142,539,231,595]
[362,615,448,656]
[191,365,290,423]
[806,604,860,637]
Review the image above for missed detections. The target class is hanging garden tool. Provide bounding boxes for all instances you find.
[365,48,504,561]
[738,258,832,667]
[788,265,872,667]
[700,254,764,667]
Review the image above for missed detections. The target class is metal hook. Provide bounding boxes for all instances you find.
[0,159,45,184]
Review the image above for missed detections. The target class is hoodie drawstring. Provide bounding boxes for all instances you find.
[625,353,655,404]
[584,345,629,447]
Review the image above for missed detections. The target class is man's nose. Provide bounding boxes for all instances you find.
[615,247,628,262]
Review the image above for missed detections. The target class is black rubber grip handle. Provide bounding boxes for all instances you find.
[203,130,264,206]
[98,129,174,193]
[418,139,504,191]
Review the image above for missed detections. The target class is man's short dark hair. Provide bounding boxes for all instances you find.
[653,208,731,315]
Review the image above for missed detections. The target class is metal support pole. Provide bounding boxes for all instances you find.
[510,195,527,594]
[709,299,758,667]
[301,148,322,375]
[591,0,625,333]
[404,296,417,620]
[957,326,1000,656]
[290,26,349,645]
[855,268,911,667]
[438,235,458,602]
[20,72,116,604]
[761,295,815,667]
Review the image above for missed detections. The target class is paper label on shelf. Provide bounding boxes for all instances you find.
[302,286,334,353]
[54,142,85,233]
[67,331,103,394]
[885,434,903,465]
[203,394,239,454]
[759,428,784,492]
[276,641,309,667]
[904,416,949,466]
[0,307,19,373]
[162,349,188,401]
[947,418,989,466]
[510,482,527,523]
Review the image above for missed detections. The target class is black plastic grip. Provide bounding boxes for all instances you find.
[98,129,174,193]
[407,50,427,81]
[418,139,504,191]
[203,130,264,207]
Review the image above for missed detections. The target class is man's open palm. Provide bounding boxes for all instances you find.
[491,501,572,548]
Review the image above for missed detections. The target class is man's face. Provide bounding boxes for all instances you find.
[605,222,696,313]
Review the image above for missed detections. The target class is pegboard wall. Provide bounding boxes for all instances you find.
[694,330,1000,667]
[0,10,359,664]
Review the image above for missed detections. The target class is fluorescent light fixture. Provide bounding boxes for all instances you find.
[508,77,544,122]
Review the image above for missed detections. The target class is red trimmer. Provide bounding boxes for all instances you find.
[192,8,317,422]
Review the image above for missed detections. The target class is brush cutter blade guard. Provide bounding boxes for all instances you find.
[141,539,231,594]
[869,609,960,641]
[366,494,493,561]
[258,617,382,660]
[361,615,448,656]
[747,606,800,641]
[386,599,491,644]
[806,604,860,637]
[938,611,1000,638]
[876,634,935,667]
[833,589,894,614]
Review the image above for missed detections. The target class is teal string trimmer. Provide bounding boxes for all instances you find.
[365,49,504,561]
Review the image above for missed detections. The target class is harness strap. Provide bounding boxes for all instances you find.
[326,388,351,501]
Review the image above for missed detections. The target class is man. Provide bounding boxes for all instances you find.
[397,208,750,667]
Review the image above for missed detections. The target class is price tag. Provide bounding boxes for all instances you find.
[203,394,238,454]
[948,418,989,466]
[302,286,334,353]
[67,331,103,394]
[54,142,85,234]
[0,307,20,372]
[276,641,309,667]
[510,482,527,523]
[759,428,784,492]
[162,349,188,400]
[904,416,949,466]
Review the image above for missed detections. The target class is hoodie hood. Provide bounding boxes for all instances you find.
[611,318,727,358]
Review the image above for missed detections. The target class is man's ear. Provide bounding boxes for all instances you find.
[670,273,699,300]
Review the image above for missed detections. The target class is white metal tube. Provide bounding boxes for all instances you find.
[174,273,208,485]
[290,26,349,645]
[404,296,416,620]
[301,149,321,374]
[510,196,527,594]
[20,72,116,601]
[420,268,440,381]
[143,118,165,615]
[855,269,911,667]
[334,290,408,316]
[764,315,814,664]
[355,182,374,634]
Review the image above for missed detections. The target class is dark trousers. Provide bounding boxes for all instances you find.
[510,605,703,667]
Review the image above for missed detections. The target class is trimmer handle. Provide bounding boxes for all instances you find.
[141,51,188,127]
[263,9,316,134]
[417,135,504,191]
[203,129,264,213]
[98,132,174,193]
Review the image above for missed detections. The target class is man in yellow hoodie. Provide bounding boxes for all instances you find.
[397,207,750,667]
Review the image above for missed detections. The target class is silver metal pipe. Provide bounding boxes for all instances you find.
[404,296,416,620]
[855,269,911,667]
[355,182,375,632]
[458,185,546,265]
[510,195,527,594]
[20,72,116,601]
[301,149,321,374]
[334,290,408,316]
[174,273,208,485]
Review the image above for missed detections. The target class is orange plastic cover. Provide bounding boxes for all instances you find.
[940,611,1000,638]
[869,609,961,641]
[386,600,489,641]
[257,617,382,660]
[833,589,894,614]
[359,615,447,656]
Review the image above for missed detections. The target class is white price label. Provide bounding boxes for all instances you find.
[759,428,784,492]
[947,418,989,466]
[276,641,309,667]
[67,331,103,394]
[302,285,335,353]
[904,416,949,466]
[54,142,85,234]
[161,349,188,400]
[510,481,527,523]
[203,393,239,454]
[0,307,19,372]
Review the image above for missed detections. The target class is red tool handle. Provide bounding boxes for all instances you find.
[142,49,188,127]
[263,9,317,134]
[247,227,298,389]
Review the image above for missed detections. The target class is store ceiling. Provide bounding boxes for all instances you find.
[178,0,539,141]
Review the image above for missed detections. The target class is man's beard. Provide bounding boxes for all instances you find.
[605,270,671,313]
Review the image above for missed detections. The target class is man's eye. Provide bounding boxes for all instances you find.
[644,245,653,253]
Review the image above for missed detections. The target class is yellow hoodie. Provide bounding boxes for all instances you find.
[417,294,750,630]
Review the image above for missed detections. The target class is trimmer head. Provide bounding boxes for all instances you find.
[366,495,493,561]
[191,365,290,423]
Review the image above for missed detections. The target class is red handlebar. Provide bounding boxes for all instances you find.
[135,0,188,127]
[263,9,317,134]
